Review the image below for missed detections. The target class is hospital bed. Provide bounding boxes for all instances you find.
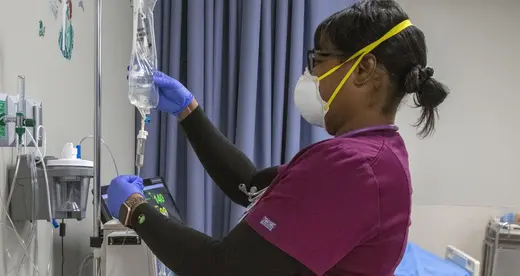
[396,242,481,276]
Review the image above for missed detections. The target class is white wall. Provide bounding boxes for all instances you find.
[0,0,134,275]
[396,0,520,261]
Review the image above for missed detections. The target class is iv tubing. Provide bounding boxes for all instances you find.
[12,224,37,276]
[0,221,23,240]
[14,152,40,275]
[5,156,20,208]
[36,125,47,157]
[0,173,40,275]
[2,98,48,275]
[4,127,47,275]
[0,221,36,276]
[2,215,38,276]
[29,153,38,221]
[25,129,54,276]
[25,130,53,225]
[2,154,39,276]
[77,135,119,176]
[11,224,54,276]
[76,254,93,276]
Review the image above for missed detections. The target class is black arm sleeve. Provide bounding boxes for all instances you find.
[180,106,278,207]
[132,203,313,276]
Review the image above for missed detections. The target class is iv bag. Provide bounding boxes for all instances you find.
[128,0,159,117]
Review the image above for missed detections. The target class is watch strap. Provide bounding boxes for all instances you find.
[121,195,146,227]
[178,99,198,121]
[125,195,146,210]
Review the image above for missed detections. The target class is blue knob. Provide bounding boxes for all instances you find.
[52,218,59,228]
[145,116,151,124]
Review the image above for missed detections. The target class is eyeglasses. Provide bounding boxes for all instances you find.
[307,49,346,69]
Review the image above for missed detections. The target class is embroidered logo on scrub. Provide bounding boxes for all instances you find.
[260,216,276,231]
[138,214,146,224]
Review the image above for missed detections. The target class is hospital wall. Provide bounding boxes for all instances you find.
[0,0,134,275]
[396,0,520,261]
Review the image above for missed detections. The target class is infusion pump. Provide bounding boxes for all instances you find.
[102,219,160,276]
[100,177,177,276]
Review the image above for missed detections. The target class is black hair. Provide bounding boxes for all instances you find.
[314,0,449,138]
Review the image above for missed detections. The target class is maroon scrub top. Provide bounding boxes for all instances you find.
[245,128,412,276]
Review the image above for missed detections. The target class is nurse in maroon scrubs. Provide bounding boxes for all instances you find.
[107,0,449,275]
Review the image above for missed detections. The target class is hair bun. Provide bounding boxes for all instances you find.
[423,67,434,78]
[408,65,448,110]
[418,67,434,88]
[404,65,435,95]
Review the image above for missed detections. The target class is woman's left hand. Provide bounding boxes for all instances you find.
[107,175,144,218]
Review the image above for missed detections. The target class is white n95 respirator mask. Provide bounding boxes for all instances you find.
[293,68,328,127]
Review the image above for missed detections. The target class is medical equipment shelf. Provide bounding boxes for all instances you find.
[482,218,520,276]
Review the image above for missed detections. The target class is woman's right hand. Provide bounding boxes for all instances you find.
[153,71,194,116]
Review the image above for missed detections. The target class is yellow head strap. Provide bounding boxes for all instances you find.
[318,19,413,111]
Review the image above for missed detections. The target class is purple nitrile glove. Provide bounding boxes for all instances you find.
[153,71,194,116]
[107,175,144,218]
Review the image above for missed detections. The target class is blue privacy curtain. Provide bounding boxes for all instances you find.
[140,0,354,238]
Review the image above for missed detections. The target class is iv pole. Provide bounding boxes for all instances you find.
[92,0,103,274]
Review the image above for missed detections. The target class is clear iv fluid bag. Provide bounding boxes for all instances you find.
[128,0,159,116]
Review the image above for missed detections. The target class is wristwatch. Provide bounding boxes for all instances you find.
[118,194,147,228]
[178,99,198,121]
